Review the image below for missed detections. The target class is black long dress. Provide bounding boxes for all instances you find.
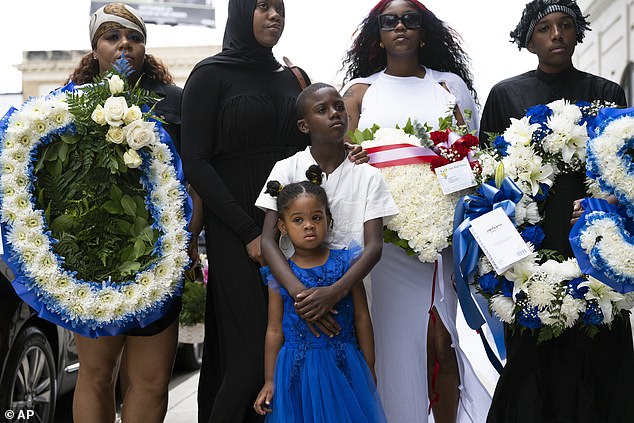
[480,66,634,423]
[181,62,309,422]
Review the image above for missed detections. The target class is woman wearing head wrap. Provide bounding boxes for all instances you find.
[67,4,203,422]
[481,1,634,422]
[340,1,491,423]
[180,1,307,422]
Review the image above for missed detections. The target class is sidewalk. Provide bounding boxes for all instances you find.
[165,371,199,422]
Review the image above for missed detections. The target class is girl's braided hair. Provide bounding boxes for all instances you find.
[265,165,333,224]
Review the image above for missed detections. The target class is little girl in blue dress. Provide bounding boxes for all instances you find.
[254,177,386,423]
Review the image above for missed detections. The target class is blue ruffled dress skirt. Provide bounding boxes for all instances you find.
[261,248,386,422]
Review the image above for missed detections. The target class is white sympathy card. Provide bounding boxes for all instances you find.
[469,207,531,274]
[435,158,477,195]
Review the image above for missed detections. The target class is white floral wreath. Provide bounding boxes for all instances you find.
[358,122,478,263]
[0,87,189,335]
[571,112,634,290]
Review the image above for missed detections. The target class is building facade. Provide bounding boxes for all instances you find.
[576,0,634,104]
[18,45,220,100]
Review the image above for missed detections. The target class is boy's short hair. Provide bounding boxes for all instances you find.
[510,0,590,49]
[296,82,339,119]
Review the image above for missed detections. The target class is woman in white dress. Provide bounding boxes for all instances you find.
[341,1,490,422]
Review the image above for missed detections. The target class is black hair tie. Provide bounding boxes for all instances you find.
[265,180,283,197]
[305,165,323,185]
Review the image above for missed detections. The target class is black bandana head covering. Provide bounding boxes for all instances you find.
[510,0,590,49]
[204,0,282,71]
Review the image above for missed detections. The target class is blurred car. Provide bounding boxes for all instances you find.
[176,341,203,371]
[0,262,79,423]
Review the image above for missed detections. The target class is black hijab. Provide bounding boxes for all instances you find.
[200,0,282,71]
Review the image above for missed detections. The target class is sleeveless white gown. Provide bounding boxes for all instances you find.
[346,70,493,423]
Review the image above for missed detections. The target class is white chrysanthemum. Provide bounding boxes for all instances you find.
[21,98,50,119]
[379,163,459,262]
[173,250,190,270]
[560,295,585,327]
[34,251,60,279]
[7,114,32,135]
[540,258,582,280]
[6,221,36,251]
[49,107,73,127]
[490,295,516,323]
[526,273,556,307]
[586,177,610,199]
[151,143,173,163]
[548,99,582,120]
[537,308,557,326]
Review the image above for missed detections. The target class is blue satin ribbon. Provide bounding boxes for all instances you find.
[570,197,634,293]
[453,177,524,371]
[0,87,193,338]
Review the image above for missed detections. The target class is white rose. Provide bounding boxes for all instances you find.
[123,149,142,168]
[91,104,107,126]
[125,120,155,150]
[106,126,125,144]
[124,105,143,125]
[103,96,128,127]
[108,74,125,95]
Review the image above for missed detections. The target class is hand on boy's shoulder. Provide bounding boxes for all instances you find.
[344,142,369,164]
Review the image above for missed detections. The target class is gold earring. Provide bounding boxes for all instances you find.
[379,41,384,48]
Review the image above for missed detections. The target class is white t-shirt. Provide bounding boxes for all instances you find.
[255,147,398,250]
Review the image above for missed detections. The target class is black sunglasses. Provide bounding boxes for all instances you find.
[378,13,422,31]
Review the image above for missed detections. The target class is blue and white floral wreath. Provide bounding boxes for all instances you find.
[571,107,634,293]
[0,84,191,337]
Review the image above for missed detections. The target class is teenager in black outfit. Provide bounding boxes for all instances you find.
[480,1,634,422]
